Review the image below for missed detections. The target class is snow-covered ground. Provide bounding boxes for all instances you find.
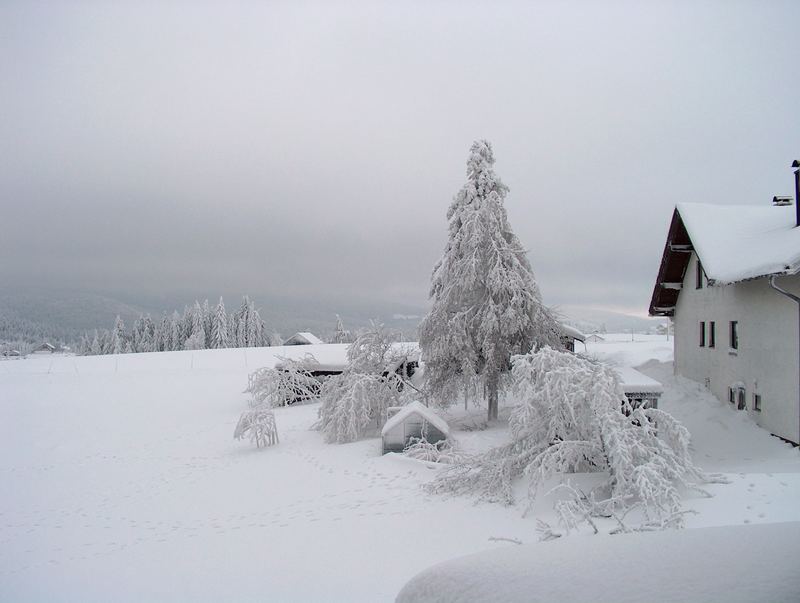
[1,336,798,601]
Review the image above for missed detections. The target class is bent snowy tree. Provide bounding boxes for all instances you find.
[316,324,414,444]
[234,404,279,448]
[427,347,712,531]
[419,140,561,420]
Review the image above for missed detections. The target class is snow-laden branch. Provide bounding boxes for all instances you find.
[427,347,714,532]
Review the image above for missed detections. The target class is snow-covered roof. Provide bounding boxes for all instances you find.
[615,366,663,395]
[559,323,586,343]
[274,343,420,374]
[677,202,800,284]
[381,401,450,437]
[283,332,325,345]
[650,202,800,316]
[273,357,346,373]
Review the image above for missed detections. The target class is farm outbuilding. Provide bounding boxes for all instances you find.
[381,401,450,454]
[31,342,56,354]
[615,366,663,411]
[283,332,325,346]
[559,324,586,352]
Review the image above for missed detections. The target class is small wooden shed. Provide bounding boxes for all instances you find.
[381,401,450,454]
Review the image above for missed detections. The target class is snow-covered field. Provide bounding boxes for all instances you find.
[1,336,799,602]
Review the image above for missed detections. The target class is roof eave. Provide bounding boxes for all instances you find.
[648,208,693,317]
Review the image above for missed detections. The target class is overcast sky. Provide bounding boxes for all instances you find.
[2,0,798,317]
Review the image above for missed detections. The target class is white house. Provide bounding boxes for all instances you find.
[649,198,800,445]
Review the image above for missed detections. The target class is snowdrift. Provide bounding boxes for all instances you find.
[396,522,800,603]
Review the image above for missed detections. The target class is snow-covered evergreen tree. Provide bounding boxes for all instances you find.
[169,311,182,351]
[202,299,212,349]
[331,314,352,344]
[234,297,250,347]
[155,313,169,352]
[210,297,229,349]
[89,330,101,355]
[111,316,126,355]
[188,302,206,350]
[419,140,561,421]
[248,302,263,347]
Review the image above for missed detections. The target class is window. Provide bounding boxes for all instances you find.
[737,388,746,410]
[696,259,704,289]
[699,322,706,347]
[753,393,762,412]
[729,321,739,350]
[709,321,716,348]
[728,387,735,403]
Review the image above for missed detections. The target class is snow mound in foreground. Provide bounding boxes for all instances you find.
[396,521,800,603]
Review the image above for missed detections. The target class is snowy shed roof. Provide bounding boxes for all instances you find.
[381,401,450,438]
[615,366,663,395]
[559,323,586,343]
[283,332,325,346]
[649,202,800,316]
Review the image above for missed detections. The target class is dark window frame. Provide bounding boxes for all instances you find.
[730,321,739,350]
[753,393,762,412]
[737,388,746,410]
[696,259,704,289]
[709,321,716,348]
[699,321,706,347]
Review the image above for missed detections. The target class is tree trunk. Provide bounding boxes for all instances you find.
[487,374,499,421]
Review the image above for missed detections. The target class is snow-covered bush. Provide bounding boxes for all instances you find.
[427,346,712,531]
[403,437,463,464]
[245,355,323,407]
[316,324,413,444]
[234,403,279,448]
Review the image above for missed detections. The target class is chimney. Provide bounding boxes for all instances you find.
[795,160,800,227]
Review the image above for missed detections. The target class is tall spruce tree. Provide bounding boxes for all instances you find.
[419,140,561,421]
[111,315,126,355]
[211,297,229,349]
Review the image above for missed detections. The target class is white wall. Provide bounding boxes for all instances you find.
[674,253,799,444]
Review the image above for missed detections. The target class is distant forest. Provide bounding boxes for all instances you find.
[76,297,276,355]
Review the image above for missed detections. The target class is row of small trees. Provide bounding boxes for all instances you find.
[77,296,276,355]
